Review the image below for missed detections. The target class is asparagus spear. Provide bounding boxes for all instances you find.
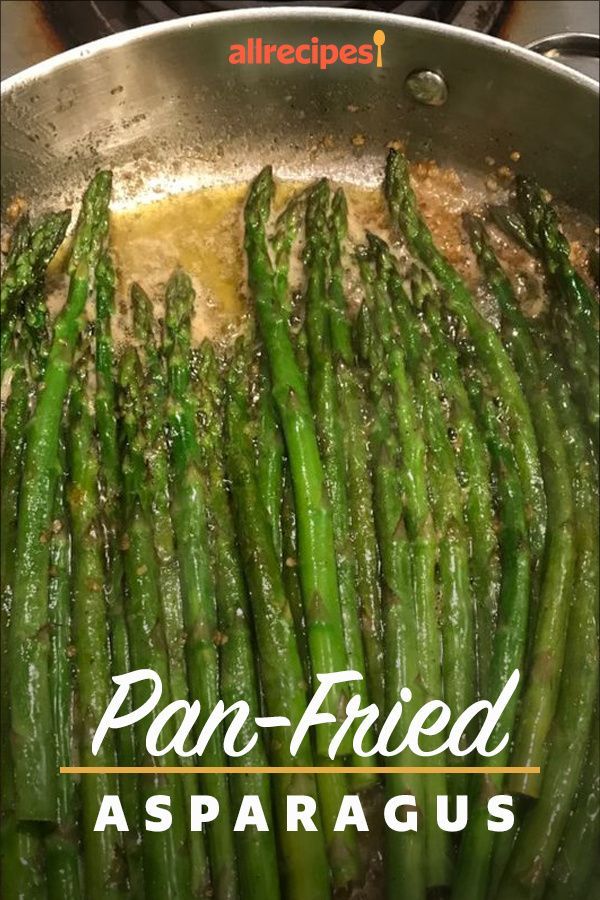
[369,233,476,787]
[68,176,113,277]
[516,176,599,357]
[465,214,576,797]
[2,214,69,378]
[487,205,535,254]
[163,269,239,900]
[280,468,311,683]
[514,177,599,444]
[118,348,192,900]
[304,180,375,785]
[3,234,69,895]
[452,371,530,900]
[335,370,384,717]
[67,354,128,898]
[407,262,500,699]
[195,340,281,899]
[497,609,598,898]
[253,188,306,557]
[293,319,311,380]
[46,443,82,900]
[3,214,32,268]
[132,280,210,898]
[1,216,33,369]
[385,150,547,583]
[244,168,350,757]
[1,209,70,326]
[325,190,354,365]
[4,260,71,891]
[251,190,306,558]
[281,326,313,682]
[357,249,451,889]
[95,255,144,894]
[280,316,314,683]
[0,818,46,900]
[315,765,361,891]
[271,187,333,671]
[255,359,285,558]
[0,823,46,900]
[9,170,111,822]
[131,282,164,383]
[460,213,598,893]
[0,364,47,900]
[495,354,599,898]
[270,187,306,307]
[0,367,28,808]
[327,189,384,717]
[545,719,600,900]
[286,188,366,872]
[224,339,331,900]
[355,301,426,900]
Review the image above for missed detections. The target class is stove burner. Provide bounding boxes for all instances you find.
[41,0,509,50]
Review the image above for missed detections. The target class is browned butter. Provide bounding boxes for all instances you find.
[40,161,593,358]
[105,180,391,349]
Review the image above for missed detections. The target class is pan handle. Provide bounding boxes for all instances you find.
[526,32,600,61]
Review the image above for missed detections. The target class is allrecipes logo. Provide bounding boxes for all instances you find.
[229,29,386,70]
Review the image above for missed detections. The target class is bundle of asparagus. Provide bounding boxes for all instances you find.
[0,150,597,900]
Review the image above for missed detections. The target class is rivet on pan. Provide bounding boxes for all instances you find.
[405,70,448,106]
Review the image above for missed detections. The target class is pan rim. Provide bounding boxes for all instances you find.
[1,6,598,98]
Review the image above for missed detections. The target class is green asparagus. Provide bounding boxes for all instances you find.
[465,214,576,797]
[327,188,384,717]
[0,362,47,900]
[356,300,426,900]
[452,369,530,900]
[1,209,70,347]
[95,255,144,894]
[545,719,600,900]
[1,152,598,900]
[385,150,547,580]
[163,269,239,900]
[496,347,599,896]
[46,445,82,900]
[244,168,350,757]
[357,249,452,889]
[196,340,281,899]
[132,280,209,898]
[68,353,127,898]
[369,232,476,786]
[225,338,331,900]
[304,180,375,782]
[515,177,599,444]
[9,170,111,822]
[118,348,193,900]
[411,268,500,700]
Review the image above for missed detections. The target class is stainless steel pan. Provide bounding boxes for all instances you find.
[1,8,598,221]
[0,11,597,897]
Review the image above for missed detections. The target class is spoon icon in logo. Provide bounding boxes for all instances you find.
[373,29,385,68]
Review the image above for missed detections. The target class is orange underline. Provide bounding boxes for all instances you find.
[60,766,540,775]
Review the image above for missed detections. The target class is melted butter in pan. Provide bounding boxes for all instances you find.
[104,180,393,348]
[42,165,595,355]
[110,182,248,346]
